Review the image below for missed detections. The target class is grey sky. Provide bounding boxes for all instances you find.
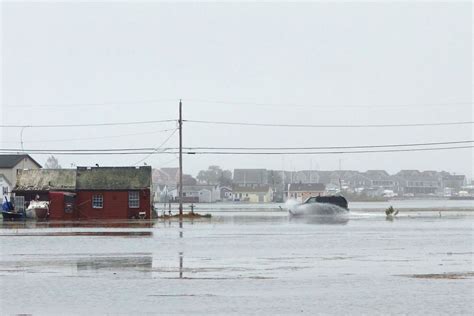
[1,2,472,178]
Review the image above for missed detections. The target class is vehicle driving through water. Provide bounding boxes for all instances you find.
[288,195,349,216]
[303,195,348,210]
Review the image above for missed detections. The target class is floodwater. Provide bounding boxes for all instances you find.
[0,208,473,315]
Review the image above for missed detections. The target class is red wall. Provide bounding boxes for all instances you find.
[49,191,77,221]
[76,190,151,220]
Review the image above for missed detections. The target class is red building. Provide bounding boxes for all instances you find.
[73,166,152,220]
[13,169,76,214]
[15,166,153,220]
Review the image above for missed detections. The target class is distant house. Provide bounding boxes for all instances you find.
[284,170,359,187]
[0,154,42,194]
[232,185,273,203]
[395,170,441,195]
[362,170,399,191]
[287,183,325,202]
[155,184,170,203]
[220,186,233,201]
[180,185,220,203]
[345,172,371,189]
[441,174,466,189]
[153,167,179,187]
[286,170,322,184]
[74,166,153,220]
[152,167,196,190]
[233,169,268,187]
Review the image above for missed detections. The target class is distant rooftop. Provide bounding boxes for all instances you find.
[233,169,268,184]
[288,183,326,192]
[0,154,42,169]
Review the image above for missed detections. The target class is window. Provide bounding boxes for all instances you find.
[129,191,139,208]
[14,196,25,212]
[92,194,103,209]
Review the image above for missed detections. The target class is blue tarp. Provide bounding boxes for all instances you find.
[2,196,14,211]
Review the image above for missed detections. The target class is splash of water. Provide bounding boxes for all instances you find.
[287,200,348,217]
[285,199,300,211]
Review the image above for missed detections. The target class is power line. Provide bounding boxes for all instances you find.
[183,140,474,150]
[185,120,474,128]
[5,98,472,109]
[0,119,176,128]
[2,140,473,153]
[2,119,471,129]
[2,145,472,155]
[182,146,474,155]
[0,148,171,152]
[1,128,177,144]
[133,129,179,165]
[157,156,180,167]
[186,98,474,109]
[4,98,178,108]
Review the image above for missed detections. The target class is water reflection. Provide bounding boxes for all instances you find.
[289,215,349,225]
[179,219,184,279]
[0,231,153,237]
[0,220,154,229]
[179,252,184,279]
[77,255,153,272]
[1,254,153,275]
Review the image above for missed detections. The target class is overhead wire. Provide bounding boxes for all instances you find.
[1,145,473,155]
[177,146,474,155]
[3,98,178,108]
[185,98,474,109]
[1,128,177,144]
[5,97,472,109]
[0,119,176,128]
[1,140,473,153]
[133,129,179,165]
[183,140,474,150]
[185,120,474,128]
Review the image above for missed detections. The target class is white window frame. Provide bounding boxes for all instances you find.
[129,191,140,208]
[92,194,103,209]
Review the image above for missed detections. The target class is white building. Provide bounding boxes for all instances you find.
[0,155,42,197]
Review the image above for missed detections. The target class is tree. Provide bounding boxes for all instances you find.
[44,155,61,169]
[197,165,232,186]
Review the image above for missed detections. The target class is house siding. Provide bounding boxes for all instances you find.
[75,190,151,220]
[0,157,40,192]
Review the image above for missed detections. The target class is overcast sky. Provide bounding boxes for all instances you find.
[1,1,472,178]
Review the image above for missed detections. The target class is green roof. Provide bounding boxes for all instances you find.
[76,166,152,190]
[14,169,76,191]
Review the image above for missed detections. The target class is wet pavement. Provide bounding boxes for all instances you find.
[0,211,473,315]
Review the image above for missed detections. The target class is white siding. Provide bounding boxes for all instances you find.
[0,157,40,189]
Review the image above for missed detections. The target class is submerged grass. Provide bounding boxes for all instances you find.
[158,212,212,219]
[400,272,474,280]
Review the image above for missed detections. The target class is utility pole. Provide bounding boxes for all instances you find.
[179,99,183,216]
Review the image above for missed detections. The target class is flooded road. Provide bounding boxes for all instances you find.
[0,211,473,315]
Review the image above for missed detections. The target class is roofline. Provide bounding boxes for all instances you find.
[0,154,42,169]
[28,155,43,168]
[0,174,12,186]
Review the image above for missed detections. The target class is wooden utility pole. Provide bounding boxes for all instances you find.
[178,99,183,216]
